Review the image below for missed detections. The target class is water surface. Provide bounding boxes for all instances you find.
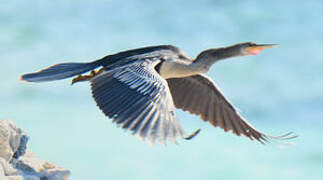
[1,1,322,179]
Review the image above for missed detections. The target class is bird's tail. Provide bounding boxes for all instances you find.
[20,61,101,83]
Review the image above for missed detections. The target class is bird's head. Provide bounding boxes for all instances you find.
[194,42,278,67]
[196,42,278,61]
[239,42,279,56]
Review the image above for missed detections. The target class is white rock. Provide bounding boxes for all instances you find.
[7,176,24,180]
[13,151,70,180]
[0,119,26,162]
[0,119,71,180]
[0,157,19,176]
[0,162,7,180]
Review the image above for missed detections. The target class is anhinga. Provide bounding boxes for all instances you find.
[20,42,296,145]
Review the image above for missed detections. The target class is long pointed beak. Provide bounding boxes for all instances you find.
[256,44,279,49]
[246,44,279,55]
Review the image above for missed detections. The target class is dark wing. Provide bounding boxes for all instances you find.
[167,74,295,144]
[20,62,99,82]
[90,61,184,145]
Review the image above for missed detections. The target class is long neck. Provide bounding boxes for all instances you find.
[159,44,245,79]
[192,44,243,70]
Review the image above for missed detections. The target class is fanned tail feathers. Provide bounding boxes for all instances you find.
[20,62,100,82]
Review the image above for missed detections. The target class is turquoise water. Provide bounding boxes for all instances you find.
[1,0,323,179]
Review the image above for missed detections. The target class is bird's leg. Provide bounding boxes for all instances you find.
[71,68,105,85]
[71,72,94,85]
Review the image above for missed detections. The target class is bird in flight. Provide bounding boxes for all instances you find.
[20,42,296,145]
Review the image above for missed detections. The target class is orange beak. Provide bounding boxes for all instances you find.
[246,44,279,55]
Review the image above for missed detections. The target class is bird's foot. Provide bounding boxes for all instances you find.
[184,129,201,140]
[71,69,105,85]
[71,74,91,85]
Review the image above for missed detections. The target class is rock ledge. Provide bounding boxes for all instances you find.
[0,119,70,180]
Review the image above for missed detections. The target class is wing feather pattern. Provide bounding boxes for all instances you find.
[167,74,296,144]
[90,62,184,145]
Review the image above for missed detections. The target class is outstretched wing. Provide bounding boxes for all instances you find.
[90,60,184,145]
[167,74,295,144]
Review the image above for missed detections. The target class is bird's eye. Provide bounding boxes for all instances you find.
[248,42,257,47]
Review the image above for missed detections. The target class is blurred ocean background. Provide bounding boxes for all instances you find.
[1,0,322,179]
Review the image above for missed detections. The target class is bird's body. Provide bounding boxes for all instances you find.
[20,42,296,145]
